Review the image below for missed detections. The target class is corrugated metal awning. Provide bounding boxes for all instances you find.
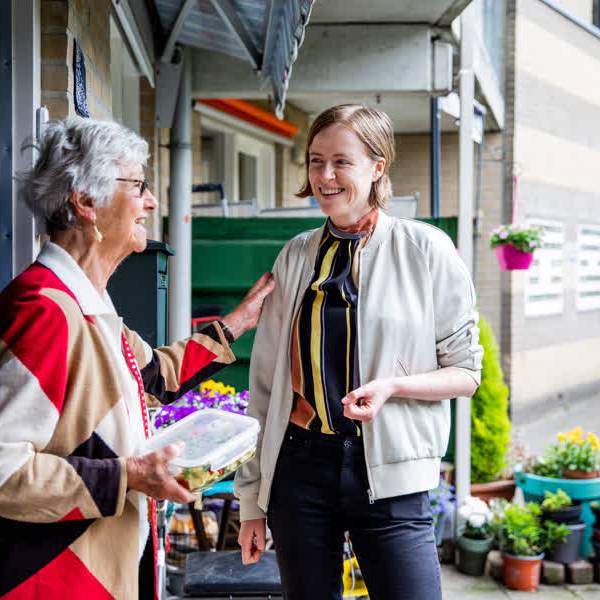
[154,0,314,118]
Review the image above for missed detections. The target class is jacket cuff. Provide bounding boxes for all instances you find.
[454,366,481,387]
[115,456,129,516]
[239,495,267,521]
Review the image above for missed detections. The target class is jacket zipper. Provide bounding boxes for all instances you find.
[356,249,376,504]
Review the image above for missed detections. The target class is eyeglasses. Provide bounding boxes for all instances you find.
[115,177,149,196]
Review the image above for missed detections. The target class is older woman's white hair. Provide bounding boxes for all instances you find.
[20,117,149,233]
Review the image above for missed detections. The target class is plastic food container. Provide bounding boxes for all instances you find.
[143,409,260,493]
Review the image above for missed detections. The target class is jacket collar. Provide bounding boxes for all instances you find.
[306,209,395,263]
[36,241,116,316]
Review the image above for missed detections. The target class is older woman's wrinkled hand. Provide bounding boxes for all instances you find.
[126,442,196,504]
[221,272,275,340]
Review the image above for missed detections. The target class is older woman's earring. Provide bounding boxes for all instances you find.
[93,224,104,243]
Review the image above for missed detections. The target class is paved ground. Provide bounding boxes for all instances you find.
[441,564,600,599]
[168,564,600,599]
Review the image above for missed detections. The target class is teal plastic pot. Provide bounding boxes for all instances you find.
[516,469,600,557]
[456,535,494,576]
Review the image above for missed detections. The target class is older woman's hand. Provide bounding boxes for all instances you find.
[221,272,275,340]
[126,442,196,504]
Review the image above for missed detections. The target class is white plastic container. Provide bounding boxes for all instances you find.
[143,409,260,493]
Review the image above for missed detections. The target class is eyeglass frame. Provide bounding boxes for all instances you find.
[115,177,149,196]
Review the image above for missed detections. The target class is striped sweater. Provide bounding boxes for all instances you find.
[0,242,234,599]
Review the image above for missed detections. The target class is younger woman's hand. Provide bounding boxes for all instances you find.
[238,518,266,564]
[341,378,395,423]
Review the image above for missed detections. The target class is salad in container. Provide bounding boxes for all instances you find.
[143,409,260,494]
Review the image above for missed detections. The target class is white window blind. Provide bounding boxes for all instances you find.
[576,224,600,311]
[524,219,564,317]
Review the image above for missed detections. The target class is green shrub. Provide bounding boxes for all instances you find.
[470,317,511,483]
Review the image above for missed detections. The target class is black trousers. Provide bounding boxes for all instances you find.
[267,424,442,600]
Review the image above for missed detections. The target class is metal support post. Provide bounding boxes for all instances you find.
[12,0,40,277]
[455,11,475,508]
[168,47,192,343]
[430,96,441,219]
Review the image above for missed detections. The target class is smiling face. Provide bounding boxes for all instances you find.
[96,163,157,258]
[308,123,385,227]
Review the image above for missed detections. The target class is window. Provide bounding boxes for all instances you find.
[576,224,600,311]
[524,219,565,317]
[194,116,275,214]
[238,152,257,204]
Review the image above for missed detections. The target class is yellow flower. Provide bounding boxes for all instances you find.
[588,432,600,451]
[200,379,236,397]
[557,432,567,443]
[565,426,584,444]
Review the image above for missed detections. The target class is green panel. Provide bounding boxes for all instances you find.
[192,240,283,291]
[191,216,326,241]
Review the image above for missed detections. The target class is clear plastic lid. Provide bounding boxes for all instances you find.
[143,409,260,471]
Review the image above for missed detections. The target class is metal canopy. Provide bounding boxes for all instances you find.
[309,0,472,26]
[154,0,314,117]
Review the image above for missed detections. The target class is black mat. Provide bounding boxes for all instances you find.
[183,550,282,596]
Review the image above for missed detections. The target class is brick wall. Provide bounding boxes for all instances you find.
[41,0,112,120]
[506,0,600,428]
[388,131,504,336]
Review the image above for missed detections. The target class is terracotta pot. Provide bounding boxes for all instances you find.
[563,469,599,479]
[502,553,544,592]
[471,479,516,502]
[494,244,534,271]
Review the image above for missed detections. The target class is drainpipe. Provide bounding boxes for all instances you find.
[455,11,475,509]
[473,104,487,289]
[168,47,192,343]
[430,96,441,219]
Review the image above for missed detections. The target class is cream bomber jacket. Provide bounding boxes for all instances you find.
[234,210,483,521]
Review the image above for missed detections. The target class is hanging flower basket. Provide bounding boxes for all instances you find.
[494,244,534,271]
[489,224,542,271]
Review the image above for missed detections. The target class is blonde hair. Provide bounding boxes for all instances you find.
[296,104,395,208]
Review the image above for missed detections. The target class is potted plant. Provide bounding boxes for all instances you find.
[541,490,583,564]
[530,427,600,480]
[152,379,249,430]
[489,223,542,271]
[456,496,494,575]
[429,478,455,546]
[470,317,513,501]
[541,489,582,524]
[496,501,570,591]
[517,428,600,558]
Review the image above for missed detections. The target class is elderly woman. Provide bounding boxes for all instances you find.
[235,104,483,599]
[0,117,273,599]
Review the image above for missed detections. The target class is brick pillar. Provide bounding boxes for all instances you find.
[41,0,112,120]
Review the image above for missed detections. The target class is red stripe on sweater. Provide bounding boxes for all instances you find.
[179,339,217,385]
[0,264,76,413]
[2,548,114,600]
[60,507,85,522]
